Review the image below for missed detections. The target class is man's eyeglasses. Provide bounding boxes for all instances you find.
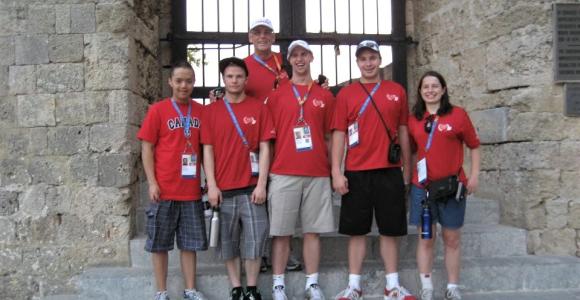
[424,114,436,133]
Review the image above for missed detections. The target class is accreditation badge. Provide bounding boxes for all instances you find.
[293,125,313,152]
[348,121,360,148]
[181,153,197,179]
[250,151,259,177]
[417,158,427,184]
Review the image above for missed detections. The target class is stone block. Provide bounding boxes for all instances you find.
[0,65,7,97]
[55,92,109,125]
[37,63,84,93]
[507,112,568,142]
[485,24,551,92]
[27,157,67,185]
[27,5,56,33]
[70,186,131,217]
[556,142,580,171]
[481,142,559,171]
[96,2,134,33]
[49,34,83,63]
[0,36,15,65]
[18,184,50,216]
[0,190,19,216]
[84,33,130,64]
[55,4,71,34]
[0,4,27,36]
[545,198,569,229]
[0,159,31,186]
[0,218,16,243]
[571,201,580,229]
[561,171,580,201]
[97,154,137,187]
[108,90,147,126]
[8,65,36,95]
[15,34,49,65]
[0,129,30,157]
[27,127,50,156]
[134,49,160,101]
[17,94,56,127]
[133,15,158,56]
[85,62,128,90]
[470,107,508,144]
[531,228,577,256]
[47,126,89,155]
[68,154,99,185]
[70,4,96,33]
[90,124,140,154]
[0,96,17,128]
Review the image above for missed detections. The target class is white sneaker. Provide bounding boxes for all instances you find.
[384,286,417,300]
[305,284,326,300]
[419,288,433,300]
[184,290,207,300]
[155,291,170,300]
[334,286,363,300]
[444,287,462,300]
[272,285,288,300]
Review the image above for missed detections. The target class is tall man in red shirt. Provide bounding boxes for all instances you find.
[267,40,336,300]
[138,61,208,300]
[331,40,416,300]
[202,57,275,300]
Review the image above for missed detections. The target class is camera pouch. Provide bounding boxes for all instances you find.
[388,143,401,164]
[427,175,459,204]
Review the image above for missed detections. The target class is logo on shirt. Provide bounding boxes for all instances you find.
[438,123,453,132]
[385,94,400,102]
[243,116,257,125]
[312,99,326,108]
[167,117,200,131]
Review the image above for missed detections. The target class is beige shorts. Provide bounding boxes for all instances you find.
[268,173,335,236]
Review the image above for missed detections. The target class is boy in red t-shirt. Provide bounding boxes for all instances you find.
[202,57,275,300]
[137,61,207,300]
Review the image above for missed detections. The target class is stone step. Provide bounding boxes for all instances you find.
[130,223,526,268]
[75,255,580,300]
[361,289,580,300]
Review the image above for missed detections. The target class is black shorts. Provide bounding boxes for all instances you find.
[338,168,408,236]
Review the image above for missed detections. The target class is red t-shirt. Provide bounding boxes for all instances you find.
[408,107,480,187]
[201,97,276,191]
[331,80,409,171]
[244,52,289,102]
[137,98,203,201]
[266,81,335,177]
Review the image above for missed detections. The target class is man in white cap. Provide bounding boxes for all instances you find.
[266,40,336,300]
[330,40,415,300]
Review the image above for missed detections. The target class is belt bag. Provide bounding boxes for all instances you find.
[388,143,401,164]
[427,175,458,203]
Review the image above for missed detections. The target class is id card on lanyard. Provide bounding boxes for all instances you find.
[417,117,438,184]
[292,82,314,152]
[171,99,197,179]
[223,99,259,176]
[253,54,287,89]
[348,82,381,148]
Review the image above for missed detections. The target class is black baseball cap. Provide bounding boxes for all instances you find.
[219,57,249,76]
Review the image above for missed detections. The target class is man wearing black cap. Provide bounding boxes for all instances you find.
[202,57,276,300]
[330,40,415,300]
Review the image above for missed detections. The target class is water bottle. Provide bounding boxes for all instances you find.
[421,201,432,239]
[209,208,220,247]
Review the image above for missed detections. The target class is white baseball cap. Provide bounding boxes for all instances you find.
[287,40,312,59]
[250,17,274,31]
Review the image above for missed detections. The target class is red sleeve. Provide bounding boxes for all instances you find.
[398,85,409,126]
[459,108,480,149]
[323,91,336,134]
[137,104,160,144]
[331,89,348,131]
[259,103,276,141]
[200,104,213,145]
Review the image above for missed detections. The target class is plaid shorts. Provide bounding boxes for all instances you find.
[145,200,208,252]
[217,188,269,260]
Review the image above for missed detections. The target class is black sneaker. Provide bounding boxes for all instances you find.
[229,287,244,300]
[244,287,262,300]
[259,256,269,273]
[286,253,302,272]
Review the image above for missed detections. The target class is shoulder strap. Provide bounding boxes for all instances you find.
[358,81,395,143]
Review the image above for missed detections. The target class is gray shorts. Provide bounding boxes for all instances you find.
[218,187,269,260]
[145,200,208,252]
[268,174,335,236]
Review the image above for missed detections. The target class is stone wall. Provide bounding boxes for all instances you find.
[407,0,580,256]
[0,0,160,298]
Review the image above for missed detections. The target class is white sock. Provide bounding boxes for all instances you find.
[273,274,285,288]
[420,273,433,290]
[348,274,361,290]
[305,273,319,289]
[386,272,400,290]
[447,283,459,290]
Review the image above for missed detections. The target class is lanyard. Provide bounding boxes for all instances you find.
[291,81,313,123]
[223,98,249,148]
[170,98,192,138]
[356,82,381,119]
[425,118,439,152]
[253,53,282,76]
